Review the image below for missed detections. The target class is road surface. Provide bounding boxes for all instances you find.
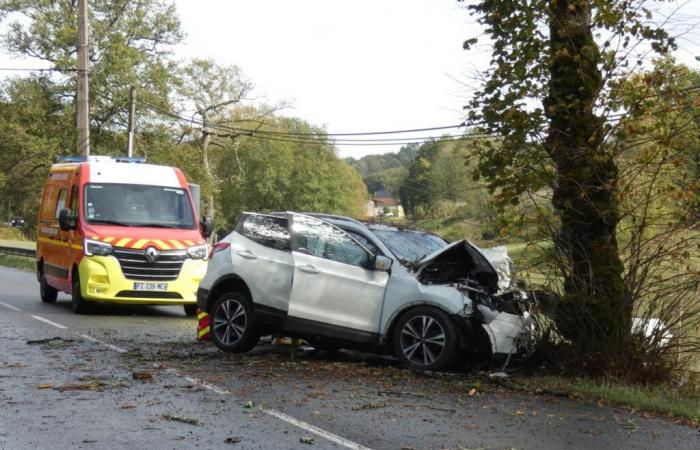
[0,266,698,450]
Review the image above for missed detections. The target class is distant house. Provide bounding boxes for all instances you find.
[366,191,405,218]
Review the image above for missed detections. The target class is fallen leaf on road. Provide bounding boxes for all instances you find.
[37,384,53,389]
[162,414,199,426]
[468,388,477,397]
[242,400,254,408]
[300,436,315,445]
[224,436,242,444]
[121,403,135,410]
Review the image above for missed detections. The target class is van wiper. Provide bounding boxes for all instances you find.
[136,223,181,229]
[88,219,133,227]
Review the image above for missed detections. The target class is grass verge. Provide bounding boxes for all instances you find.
[0,253,34,272]
[512,375,700,423]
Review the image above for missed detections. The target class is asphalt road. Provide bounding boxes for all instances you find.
[1,265,698,450]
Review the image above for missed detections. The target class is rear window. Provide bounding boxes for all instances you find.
[241,215,291,251]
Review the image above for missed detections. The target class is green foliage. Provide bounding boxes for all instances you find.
[346,144,418,194]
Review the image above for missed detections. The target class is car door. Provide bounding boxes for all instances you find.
[286,214,390,343]
[229,213,294,315]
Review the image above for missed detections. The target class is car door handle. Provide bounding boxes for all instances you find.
[237,250,258,260]
[298,264,318,274]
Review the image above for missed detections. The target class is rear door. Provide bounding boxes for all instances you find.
[230,213,294,317]
[286,214,389,343]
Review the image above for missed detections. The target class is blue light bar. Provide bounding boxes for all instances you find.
[54,155,147,164]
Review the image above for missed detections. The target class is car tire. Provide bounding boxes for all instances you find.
[71,272,89,314]
[392,307,460,371]
[183,304,198,317]
[210,292,258,353]
[39,272,58,304]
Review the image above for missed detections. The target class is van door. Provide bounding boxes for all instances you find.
[285,214,389,344]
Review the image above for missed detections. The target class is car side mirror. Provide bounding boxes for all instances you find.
[373,255,393,272]
[200,215,214,239]
[58,208,77,231]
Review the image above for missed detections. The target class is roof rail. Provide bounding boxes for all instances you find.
[55,155,146,164]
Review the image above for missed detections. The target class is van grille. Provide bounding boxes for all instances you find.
[113,248,187,281]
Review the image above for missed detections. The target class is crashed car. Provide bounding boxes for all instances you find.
[197,212,532,370]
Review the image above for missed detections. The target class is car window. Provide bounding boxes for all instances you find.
[70,185,79,214]
[344,229,382,256]
[55,189,68,219]
[242,214,291,251]
[292,215,370,267]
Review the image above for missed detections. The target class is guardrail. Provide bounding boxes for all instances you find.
[0,245,36,258]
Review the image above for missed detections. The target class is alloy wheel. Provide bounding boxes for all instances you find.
[213,299,247,345]
[399,315,446,366]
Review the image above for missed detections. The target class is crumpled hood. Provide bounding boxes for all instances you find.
[415,240,501,294]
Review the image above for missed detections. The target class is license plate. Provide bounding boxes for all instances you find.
[133,282,168,291]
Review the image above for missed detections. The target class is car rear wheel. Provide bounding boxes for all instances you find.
[39,272,58,303]
[210,292,258,353]
[71,272,89,314]
[393,307,460,371]
[183,304,197,317]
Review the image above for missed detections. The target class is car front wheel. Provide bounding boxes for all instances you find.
[210,293,258,353]
[393,307,460,371]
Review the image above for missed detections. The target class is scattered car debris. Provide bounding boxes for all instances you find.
[26,337,73,345]
[54,381,108,392]
[300,436,315,445]
[242,400,254,408]
[224,436,242,444]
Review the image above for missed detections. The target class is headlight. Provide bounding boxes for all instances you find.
[84,239,113,256]
[187,244,208,260]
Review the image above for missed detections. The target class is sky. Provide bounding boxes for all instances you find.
[1,0,699,158]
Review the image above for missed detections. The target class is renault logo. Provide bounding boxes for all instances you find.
[145,247,159,263]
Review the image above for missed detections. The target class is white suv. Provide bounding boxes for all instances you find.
[197,212,532,370]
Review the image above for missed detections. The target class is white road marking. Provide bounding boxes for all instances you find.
[0,300,21,312]
[77,333,128,353]
[31,315,67,329]
[263,408,374,450]
[158,365,372,449]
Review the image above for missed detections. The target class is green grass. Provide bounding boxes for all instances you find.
[0,239,36,250]
[515,376,700,423]
[0,253,35,272]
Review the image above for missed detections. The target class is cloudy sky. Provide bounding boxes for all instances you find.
[1,0,699,158]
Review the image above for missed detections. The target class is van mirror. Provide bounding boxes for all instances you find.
[200,215,214,239]
[58,208,77,231]
[373,255,393,272]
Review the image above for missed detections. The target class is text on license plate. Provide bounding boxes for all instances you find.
[133,282,168,291]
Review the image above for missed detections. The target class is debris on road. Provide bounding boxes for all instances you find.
[36,384,53,389]
[26,337,73,345]
[300,436,315,444]
[54,381,108,392]
[162,414,200,426]
[224,436,242,444]
[351,401,387,411]
[242,400,254,408]
[132,370,155,380]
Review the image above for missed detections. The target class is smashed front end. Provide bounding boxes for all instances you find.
[415,241,533,359]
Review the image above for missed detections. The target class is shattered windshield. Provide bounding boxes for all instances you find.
[371,228,447,265]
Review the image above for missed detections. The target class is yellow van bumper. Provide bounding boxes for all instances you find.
[78,255,207,305]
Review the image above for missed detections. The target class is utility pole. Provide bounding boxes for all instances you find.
[126,86,136,157]
[77,0,90,157]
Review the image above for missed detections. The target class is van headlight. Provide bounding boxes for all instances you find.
[187,244,208,260]
[84,239,113,256]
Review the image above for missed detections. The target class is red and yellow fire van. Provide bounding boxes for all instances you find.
[36,156,213,315]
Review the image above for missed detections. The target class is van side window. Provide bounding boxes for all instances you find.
[41,185,58,221]
[55,189,68,219]
[70,185,79,214]
[242,215,291,251]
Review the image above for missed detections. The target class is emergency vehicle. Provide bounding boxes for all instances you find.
[36,156,213,315]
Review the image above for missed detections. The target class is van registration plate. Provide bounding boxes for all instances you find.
[133,282,168,291]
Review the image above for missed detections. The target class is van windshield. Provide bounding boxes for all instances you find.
[84,183,195,229]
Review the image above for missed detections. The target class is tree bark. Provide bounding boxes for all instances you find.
[544,1,632,354]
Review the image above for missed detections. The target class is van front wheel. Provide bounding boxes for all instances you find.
[71,272,89,314]
[39,273,58,303]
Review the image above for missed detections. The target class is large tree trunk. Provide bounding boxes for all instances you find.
[544,1,632,355]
